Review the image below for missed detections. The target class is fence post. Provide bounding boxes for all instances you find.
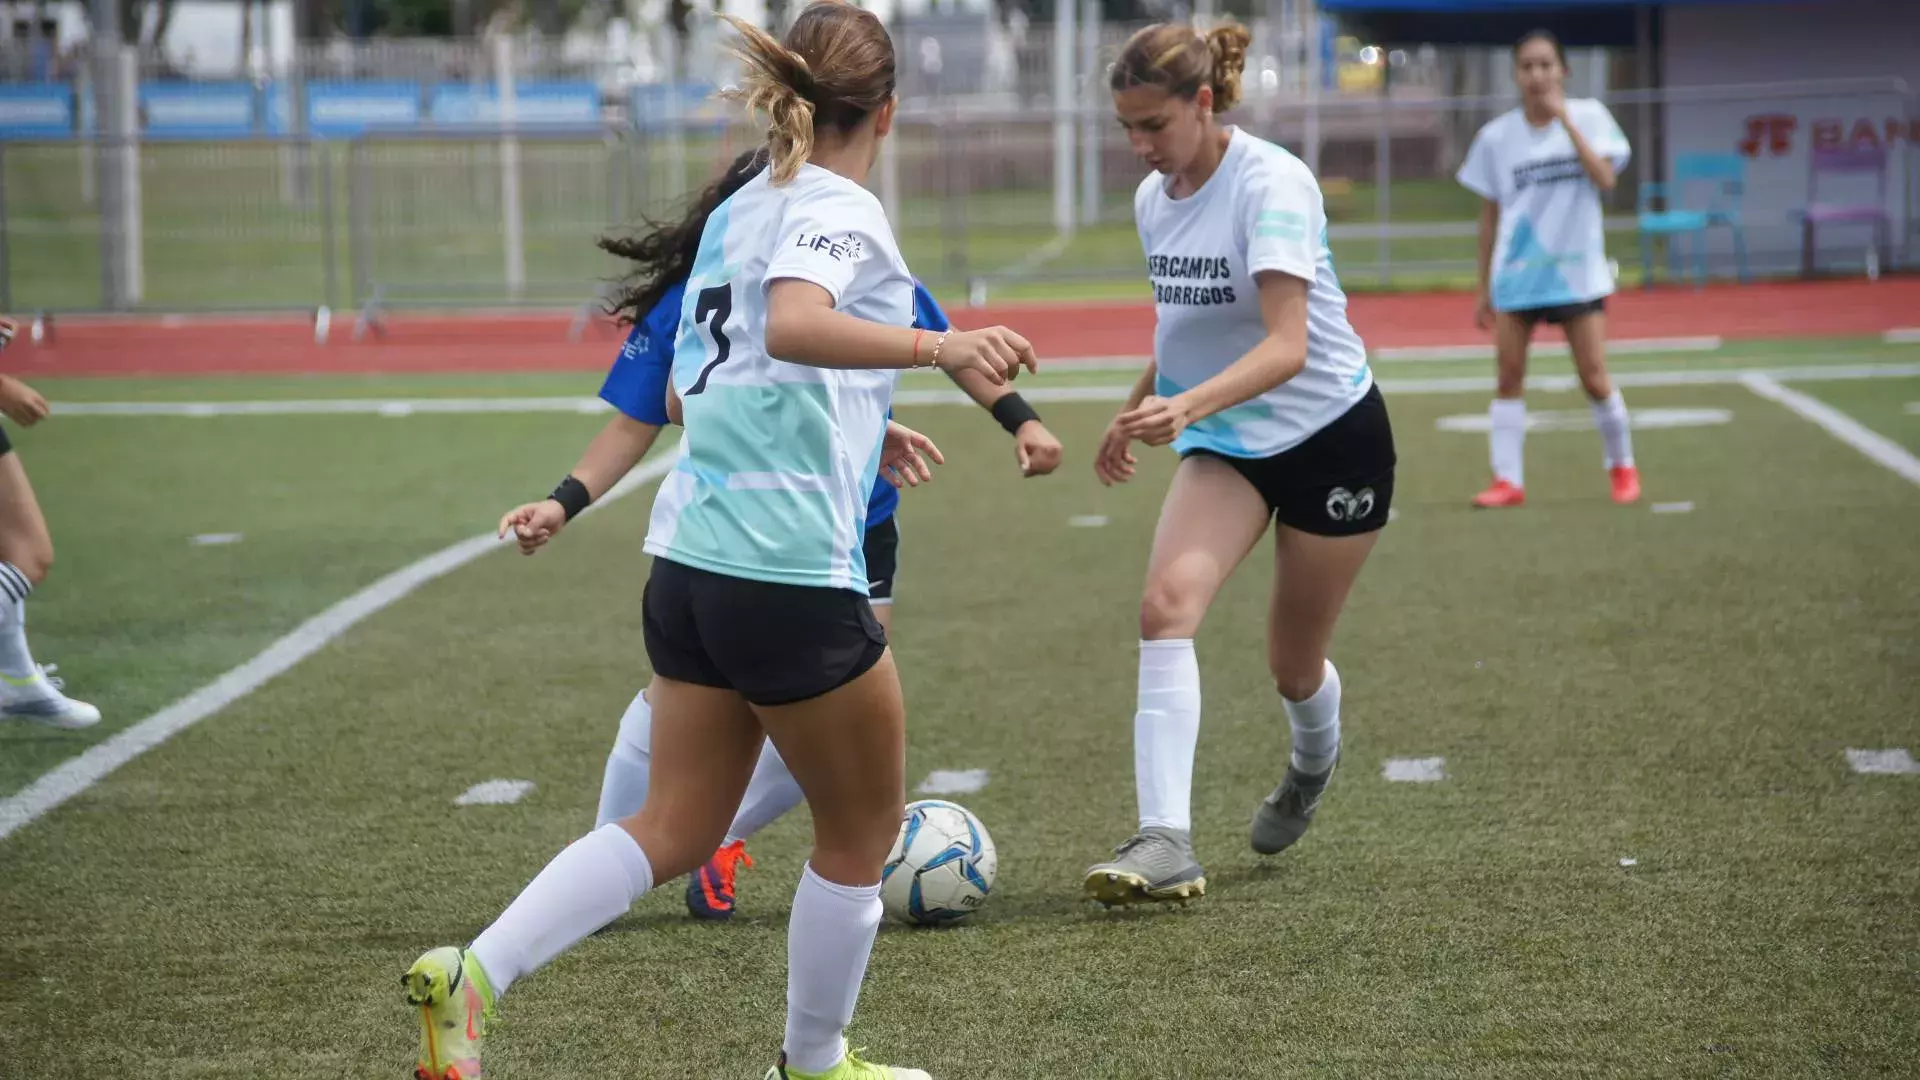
[879,119,900,226]
[0,142,11,313]
[349,138,370,308]
[1302,1,1322,175]
[1051,0,1077,238]
[494,35,526,300]
[1078,0,1100,227]
[318,139,338,313]
[76,61,95,205]
[94,41,142,309]
[1375,66,1391,286]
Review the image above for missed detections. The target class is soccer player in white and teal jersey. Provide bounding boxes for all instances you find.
[401,5,1036,1079]
[1458,28,1642,509]
[1082,20,1396,908]
[491,149,1061,926]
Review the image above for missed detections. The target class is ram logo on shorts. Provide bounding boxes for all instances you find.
[1325,487,1376,522]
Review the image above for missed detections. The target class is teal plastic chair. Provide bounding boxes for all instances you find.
[1637,152,1751,288]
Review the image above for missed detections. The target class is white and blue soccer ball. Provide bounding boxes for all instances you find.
[880,799,997,926]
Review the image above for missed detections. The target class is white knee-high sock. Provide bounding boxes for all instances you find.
[783,864,883,1074]
[1284,660,1342,775]
[1135,639,1202,834]
[469,823,654,997]
[594,691,652,827]
[1590,389,1634,468]
[1489,398,1527,488]
[725,740,806,844]
[0,563,40,682]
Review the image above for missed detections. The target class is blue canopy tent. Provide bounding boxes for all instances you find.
[1310,0,1779,48]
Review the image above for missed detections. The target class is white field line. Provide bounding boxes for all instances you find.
[1884,328,1920,344]
[1375,335,1722,363]
[1383,757,1447,782]
[1740,374,1920,487]
[49,361,1920,418]
[1845,748,1920,775]
[915,769,991,795]
[0,449,677,843]
[454,779,538,806]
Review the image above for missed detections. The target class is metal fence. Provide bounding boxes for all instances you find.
[2,78,1912,316]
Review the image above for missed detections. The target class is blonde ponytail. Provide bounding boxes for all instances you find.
[720,2,898,186]
[722,14,817,184]
[1205,22,1251,114]
[1112,19,1251,115]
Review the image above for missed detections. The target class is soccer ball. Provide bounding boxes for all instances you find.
[880,799,997,926]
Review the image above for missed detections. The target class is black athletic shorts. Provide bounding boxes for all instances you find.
[1182,383,1396,537]
[641,557,888,706]
[1508,297,1605,327]
[863,516,899,604]
[0,424,12,456]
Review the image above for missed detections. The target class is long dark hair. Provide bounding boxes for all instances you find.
[599,148,766,324]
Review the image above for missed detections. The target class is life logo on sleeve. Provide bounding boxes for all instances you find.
[792,233,865,262]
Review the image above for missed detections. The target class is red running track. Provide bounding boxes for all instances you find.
[7,277,1917,379]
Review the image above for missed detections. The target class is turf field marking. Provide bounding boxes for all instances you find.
[1377,335,1722,363]
[1885,328,1920,344]
[1068,514,1109,528]
[1434,407,1731,433]
[455,779,537,806]
[0,449,678,844]
[191,532,244,545]
[916,769,991,795]
[1382,757,1446,782]
[1904,403,1919,415]
[1739,374,1920,487]
[47,361,1920,419]
[1618,857,1639,867]
[1651,501,1696,514]
[1844,748,1920,775]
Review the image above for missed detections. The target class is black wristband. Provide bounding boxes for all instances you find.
[549,475,592,522]
[990,392,1042,437]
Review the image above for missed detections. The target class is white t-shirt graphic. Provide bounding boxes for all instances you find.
[1457,99,1630,311]
[1135,128,1372,459]
[644,164,913,593]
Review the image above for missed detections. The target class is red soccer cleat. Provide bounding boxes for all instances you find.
[1471,479,1526,509]
[1609,465,1642,505]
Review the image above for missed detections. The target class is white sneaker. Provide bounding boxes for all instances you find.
[1,663,101,730]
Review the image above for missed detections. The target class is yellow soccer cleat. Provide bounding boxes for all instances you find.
[401,946,496,1080]
[766,1048,932,1080]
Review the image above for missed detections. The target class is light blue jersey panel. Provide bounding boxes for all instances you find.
[644,165,914,593]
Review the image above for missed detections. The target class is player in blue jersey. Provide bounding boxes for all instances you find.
[493,149,1061,925]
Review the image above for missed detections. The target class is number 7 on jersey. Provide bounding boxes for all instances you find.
[686,283,733,396]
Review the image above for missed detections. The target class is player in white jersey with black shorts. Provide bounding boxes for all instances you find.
[398,5,1034,1078]
[1457,29,1641,509]
[1081,20,1394,907]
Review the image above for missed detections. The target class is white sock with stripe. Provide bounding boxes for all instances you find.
[0,563,38,683]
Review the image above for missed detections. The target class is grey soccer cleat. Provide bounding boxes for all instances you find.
[1083,825,1206,908]
[1250,756,1337,855]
